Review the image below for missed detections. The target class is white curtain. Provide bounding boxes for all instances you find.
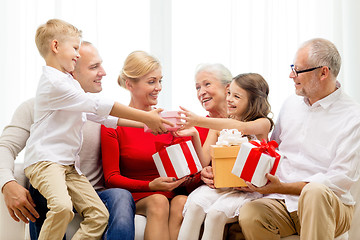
[1,0,359,133]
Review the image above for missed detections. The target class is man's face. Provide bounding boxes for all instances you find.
[73,44,106,93]
[290,47,320,102]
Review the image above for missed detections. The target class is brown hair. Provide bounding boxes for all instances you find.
[118,51,161,89]
[233,73,274,130]
[35,19,82,58]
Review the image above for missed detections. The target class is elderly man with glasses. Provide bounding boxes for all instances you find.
[234,38,360,240]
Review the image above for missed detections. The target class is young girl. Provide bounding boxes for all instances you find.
[177,73,274,240]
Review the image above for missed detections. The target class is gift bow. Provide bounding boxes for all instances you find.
[240,139,281,183]
[249,139,279,159]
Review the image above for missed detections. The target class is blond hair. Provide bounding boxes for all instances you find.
[35,19,82,58]
[118,51,161,89]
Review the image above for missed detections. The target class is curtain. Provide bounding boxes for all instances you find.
[1,0,359,133]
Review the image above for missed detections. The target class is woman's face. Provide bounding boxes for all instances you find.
[226,81,249,119]
[195,71,228,114]
[129,67,162,109]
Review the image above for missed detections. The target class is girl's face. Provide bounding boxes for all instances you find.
[226,81,249,119]
[129,67,162,110]
[195,71,228,114]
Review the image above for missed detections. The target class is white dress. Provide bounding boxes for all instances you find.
[183,185,262,218]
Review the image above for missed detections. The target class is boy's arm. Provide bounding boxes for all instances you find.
[117,119,144,128]
[110,102,173,134]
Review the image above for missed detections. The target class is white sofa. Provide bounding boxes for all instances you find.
[1,162,359,240]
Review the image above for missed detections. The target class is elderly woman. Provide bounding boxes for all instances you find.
[194,63,232,145]
[101,51,186,240]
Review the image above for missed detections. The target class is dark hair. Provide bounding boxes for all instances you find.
[233,73,274,130]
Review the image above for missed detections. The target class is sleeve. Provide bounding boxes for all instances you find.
[100,125,151,191]
[39,74,114,117]
[86,114,118,129]
[0,98,34,190]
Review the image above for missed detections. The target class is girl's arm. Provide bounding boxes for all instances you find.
[180,107,271,140]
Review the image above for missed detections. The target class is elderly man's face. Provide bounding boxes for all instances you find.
[73,44,106,93]
[290,47,321,103]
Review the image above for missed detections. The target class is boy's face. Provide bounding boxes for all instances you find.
[56,37,81,73]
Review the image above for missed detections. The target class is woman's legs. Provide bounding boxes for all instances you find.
[177,203,206,240]
[201,210,236,240]
[169,195,187,240]
[136,194,170,240]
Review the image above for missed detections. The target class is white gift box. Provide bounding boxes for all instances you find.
[153,140,202,179]
[231,140,282,187]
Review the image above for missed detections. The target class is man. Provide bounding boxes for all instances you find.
[235,38,360,239]
[0,41,136,240]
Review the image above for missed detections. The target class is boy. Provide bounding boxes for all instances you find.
[25,19,172,240]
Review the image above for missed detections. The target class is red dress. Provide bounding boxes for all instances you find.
[101,125,177,202]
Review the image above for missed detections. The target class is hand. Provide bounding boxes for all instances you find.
[200,166,215,188]
[2,181,39,223]
[149,177,186,192]
[172,127,197,138]
[245,173,282,194]
[178,106,201,129]
[146,108,174,135]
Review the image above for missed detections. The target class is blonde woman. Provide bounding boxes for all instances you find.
[101,51,187,240]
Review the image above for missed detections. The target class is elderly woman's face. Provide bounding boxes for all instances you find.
[195,71,228,113]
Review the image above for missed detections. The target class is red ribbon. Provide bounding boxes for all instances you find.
[155,137,198,178]
[239,139,281,182]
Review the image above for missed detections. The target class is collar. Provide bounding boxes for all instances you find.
[304,81,342,109]
[43,66,73,80]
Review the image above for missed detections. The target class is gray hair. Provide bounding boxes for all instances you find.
[300,38,341,77]
[195,63,232,86]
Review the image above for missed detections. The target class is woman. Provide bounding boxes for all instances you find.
[194,63,233,145]
[183,63,233,194]
[101,51,186,240]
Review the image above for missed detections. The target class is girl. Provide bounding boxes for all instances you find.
[177,73,274,240]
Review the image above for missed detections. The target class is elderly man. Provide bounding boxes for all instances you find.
[0,41,136,240]
[237,38,360,239]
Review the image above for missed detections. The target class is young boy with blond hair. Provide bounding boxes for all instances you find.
[25,19,172,240]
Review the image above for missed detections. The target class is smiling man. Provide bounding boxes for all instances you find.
[235,38,360,240]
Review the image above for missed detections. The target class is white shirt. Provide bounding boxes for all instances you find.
[24,66,116,173]
[268,83,360,212]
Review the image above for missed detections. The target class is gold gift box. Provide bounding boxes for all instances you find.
[210,145,247,188]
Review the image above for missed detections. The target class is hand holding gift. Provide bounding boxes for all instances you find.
[144,110,183,133]
[231,139,282,187]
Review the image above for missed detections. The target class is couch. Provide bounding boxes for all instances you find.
[1,162,359,240]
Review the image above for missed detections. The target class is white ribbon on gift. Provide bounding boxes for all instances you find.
[216,129,248,146]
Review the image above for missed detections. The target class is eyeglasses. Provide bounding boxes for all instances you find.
[290,65,329,77]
